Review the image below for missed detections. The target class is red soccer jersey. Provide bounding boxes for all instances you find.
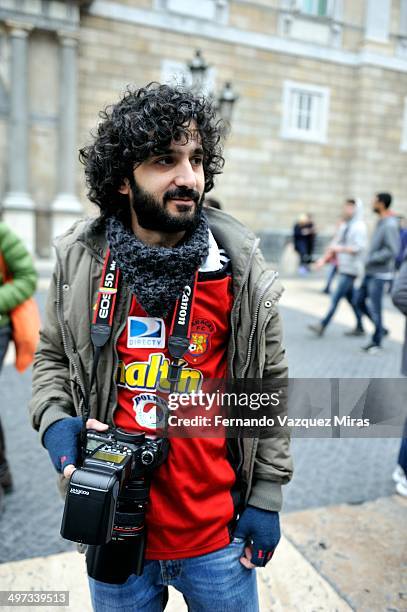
[114,268,236,559]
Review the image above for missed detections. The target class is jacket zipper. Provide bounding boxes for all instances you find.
[55,251,86,407]
[240,271,279,378]
[229,238,260,378]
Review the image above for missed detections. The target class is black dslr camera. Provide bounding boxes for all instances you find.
[60,428,169,583]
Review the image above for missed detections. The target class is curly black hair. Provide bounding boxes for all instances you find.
[79,83,225,223]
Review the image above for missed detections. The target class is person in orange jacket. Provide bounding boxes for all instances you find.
[0,222,37,505]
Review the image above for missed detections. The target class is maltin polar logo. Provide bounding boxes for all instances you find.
[127,317,165,348]
[133,394,167,429]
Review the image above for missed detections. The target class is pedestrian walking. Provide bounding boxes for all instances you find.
[293,213,316,275]
[30,83,292,610]
[0,222,37,507]
[391,252,407,497]
[354,193,400,354]
[308,199,367,337]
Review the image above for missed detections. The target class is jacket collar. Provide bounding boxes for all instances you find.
[205,207,259,282]
[200,229,222,272]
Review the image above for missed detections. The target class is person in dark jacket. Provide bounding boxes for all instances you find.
[293,213,316,274]
[354,193,400,353]
[392,253,407,497]
[0,222,37,504]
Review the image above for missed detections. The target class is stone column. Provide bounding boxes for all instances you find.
[51,31,82,240]
[2,23,35,254]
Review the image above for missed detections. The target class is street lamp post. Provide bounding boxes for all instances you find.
[187,50,238,122]
[217,81,239,123]
[187,49,209,93]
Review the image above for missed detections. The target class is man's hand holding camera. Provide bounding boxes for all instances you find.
[44,417,108,479]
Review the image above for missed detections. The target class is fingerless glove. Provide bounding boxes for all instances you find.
[43,416,82,473]
[234,505,281,567]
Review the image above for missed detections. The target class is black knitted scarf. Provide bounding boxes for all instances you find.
[105,214,209,318]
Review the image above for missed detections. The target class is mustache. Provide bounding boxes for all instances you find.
[164,188,201,204]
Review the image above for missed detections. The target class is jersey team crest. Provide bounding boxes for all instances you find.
[132,393,167,430]
[187,318,216,362]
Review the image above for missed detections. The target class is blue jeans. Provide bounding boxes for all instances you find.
[354,275,386,346]
[398,419,407,475]
[323,264,337,293]
[88,538,259,612]
[321,273,361,329]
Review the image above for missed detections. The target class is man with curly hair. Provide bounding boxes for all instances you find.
[30,83,292,611]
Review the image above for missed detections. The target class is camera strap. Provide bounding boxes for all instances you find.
[91,249,120,345]
[167,271,198,390]
[81,250,120,444]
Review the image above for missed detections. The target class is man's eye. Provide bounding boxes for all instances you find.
[192,157,203,165]
[156,157,173,166]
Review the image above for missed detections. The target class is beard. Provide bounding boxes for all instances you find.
[129,176,204,233]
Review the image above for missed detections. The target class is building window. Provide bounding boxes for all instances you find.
[298,0,329,17]
[401,98,407,152]
[281,81,330,143]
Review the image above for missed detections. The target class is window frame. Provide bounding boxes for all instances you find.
[281,80,330,144]
[293,0,334,19]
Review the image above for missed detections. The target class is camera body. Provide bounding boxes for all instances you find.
[61,427,168,547]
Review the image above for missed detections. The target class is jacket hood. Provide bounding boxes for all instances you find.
[352,198,365,222]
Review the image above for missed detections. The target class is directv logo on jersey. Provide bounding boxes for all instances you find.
[127,317,165,348]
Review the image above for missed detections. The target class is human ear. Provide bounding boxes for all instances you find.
[118,177,130,195]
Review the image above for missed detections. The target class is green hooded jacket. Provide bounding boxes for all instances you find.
[0,222,37,328]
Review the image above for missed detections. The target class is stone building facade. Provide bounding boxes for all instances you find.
[0,0,407,256]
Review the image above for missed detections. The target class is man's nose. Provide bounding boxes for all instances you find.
[173,161,197,190]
